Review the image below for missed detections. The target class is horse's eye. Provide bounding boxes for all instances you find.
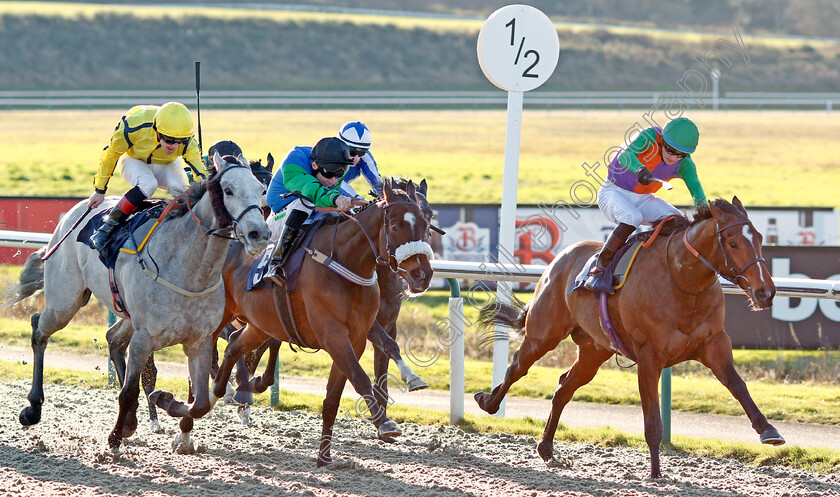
[224,187,233,195]
[728,240,738,249]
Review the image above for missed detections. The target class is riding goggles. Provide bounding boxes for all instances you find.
[160,134,189,146]
[662,142,687,159]
[349,147,368,157]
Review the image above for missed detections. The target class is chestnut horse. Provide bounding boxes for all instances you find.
[475,197,782,478]
[156,179,433,466]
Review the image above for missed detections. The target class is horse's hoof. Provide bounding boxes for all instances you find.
[474,392,498,414]
[378,419,401,438]
[19,406,41,426]
[537,441,554,462]
[172,432,196,454]
[237,405,251,426]
[232,389,254,406]
[148,390,172,408]
[760,428,785,446]
[149,419,164,434]
[405,374,429,392]
[316,457,331,468]
[107,431,121,451]
[378,436,398,444]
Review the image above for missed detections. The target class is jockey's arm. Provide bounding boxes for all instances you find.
[182,139,207,182]
[283,163,341,208]
[359,153,384,196]
[93,120,130,193]
[677,156,708,209]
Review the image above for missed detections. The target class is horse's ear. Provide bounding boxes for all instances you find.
[383,179,396,201]
[237,154,249,167]
[266,153,274,173]
[212,151,224,170]
[418,178,428,196]
[731,196,748,216]
[406,180,417,200]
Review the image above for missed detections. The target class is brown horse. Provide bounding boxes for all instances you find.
[203,179,433,466]
[474,197,781,478]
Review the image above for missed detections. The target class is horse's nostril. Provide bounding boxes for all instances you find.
[248,230,261,240]
[411,268,424,281]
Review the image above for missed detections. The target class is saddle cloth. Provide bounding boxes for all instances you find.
[569,235,646,295]
[245,218,325,292]
[78,201,165,269]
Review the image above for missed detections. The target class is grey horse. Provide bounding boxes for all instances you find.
[9,153,270,453]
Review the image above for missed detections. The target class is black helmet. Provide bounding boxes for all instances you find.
[310,137,353,172]
[208,140,243,159]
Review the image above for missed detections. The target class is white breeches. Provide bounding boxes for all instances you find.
[118,156,189,198]
[597,181,682,228]
[266,198,313,241]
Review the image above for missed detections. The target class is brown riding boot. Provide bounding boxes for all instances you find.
[584,222,636,291]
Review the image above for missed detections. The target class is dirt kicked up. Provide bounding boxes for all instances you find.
[0,380,837,497]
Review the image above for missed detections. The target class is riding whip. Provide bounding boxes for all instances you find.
[41,206,92,261]
[195,61,203,155]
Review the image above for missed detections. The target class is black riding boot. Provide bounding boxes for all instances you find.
[264,210,308,284]
[91,207,128,253]
[584,222,636,291]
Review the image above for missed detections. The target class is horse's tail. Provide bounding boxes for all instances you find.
[4,247,46,306]
[477,294,531,345]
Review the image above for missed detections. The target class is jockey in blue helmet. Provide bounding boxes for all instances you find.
[336,121,384,198]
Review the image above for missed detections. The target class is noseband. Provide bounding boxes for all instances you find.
[668,218,765,294]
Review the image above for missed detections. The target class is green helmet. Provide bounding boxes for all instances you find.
[662,117,699,155]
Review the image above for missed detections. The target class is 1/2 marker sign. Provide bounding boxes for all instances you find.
[477,4,560,92]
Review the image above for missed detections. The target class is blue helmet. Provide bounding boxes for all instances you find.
[337,121,372,149]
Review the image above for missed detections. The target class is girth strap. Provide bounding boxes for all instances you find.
[305,248,377,287]
[271,283,319,352]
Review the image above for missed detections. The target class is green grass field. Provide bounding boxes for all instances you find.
[2,109,838,209]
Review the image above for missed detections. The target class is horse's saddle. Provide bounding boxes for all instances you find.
[78,200,166,269]
[246,218,325,292]
[570,234,649,295]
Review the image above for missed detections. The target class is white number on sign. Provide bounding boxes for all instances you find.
[505,18,540,79]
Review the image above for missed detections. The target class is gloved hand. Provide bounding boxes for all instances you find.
[636,167,653,185]
[335,196,353,212]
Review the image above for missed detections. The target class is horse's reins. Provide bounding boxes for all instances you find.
[185,163,263,239]
[667,218,765,295]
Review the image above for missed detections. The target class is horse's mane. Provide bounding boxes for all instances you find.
[163,171,233,228]
[657,198,738,235]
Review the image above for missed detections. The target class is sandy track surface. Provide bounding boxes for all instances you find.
[1,381,839,497]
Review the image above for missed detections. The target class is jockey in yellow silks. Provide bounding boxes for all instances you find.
[88,102,207,252]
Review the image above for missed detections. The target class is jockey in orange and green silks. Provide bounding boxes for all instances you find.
[585,117,708,291]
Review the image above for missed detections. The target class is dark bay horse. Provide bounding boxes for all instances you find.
[153,179,433,465]
[475,197,781,478]
[9,154,270,453]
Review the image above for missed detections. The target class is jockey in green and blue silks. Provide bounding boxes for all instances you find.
[263,137,355,283]
[585,117,708,291]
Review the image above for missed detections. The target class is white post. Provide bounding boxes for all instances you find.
[493,90,524,416]
[449,297,465,425]
[711,67,720,111]
[827,100,832,116]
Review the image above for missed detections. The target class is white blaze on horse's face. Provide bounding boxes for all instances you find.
[404,212,416,231]
[741,224,770,289]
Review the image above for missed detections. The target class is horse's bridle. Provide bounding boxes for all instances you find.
[667,218,765,295]
[335,198,433,274]
[186,163,263,240]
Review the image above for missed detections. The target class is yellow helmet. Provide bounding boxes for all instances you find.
[153,102,193,138]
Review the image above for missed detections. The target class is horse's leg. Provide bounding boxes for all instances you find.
[210,325,269,405]
[149,336,214,421]
[249,340,280,394]
[20,304,80,426]
[140,354,163,433]
[106,318,132,387]
[108,334,152,451]
[537,330,613,463]
[369,320,427,393]
[474,329,563,415]
[320,329,399,438]
[370,321,395,443]
[635,350,665,479]
[318,363,348,467]
[697,332,784,445]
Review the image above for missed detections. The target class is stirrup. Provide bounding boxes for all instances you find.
[263,262,285,284]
